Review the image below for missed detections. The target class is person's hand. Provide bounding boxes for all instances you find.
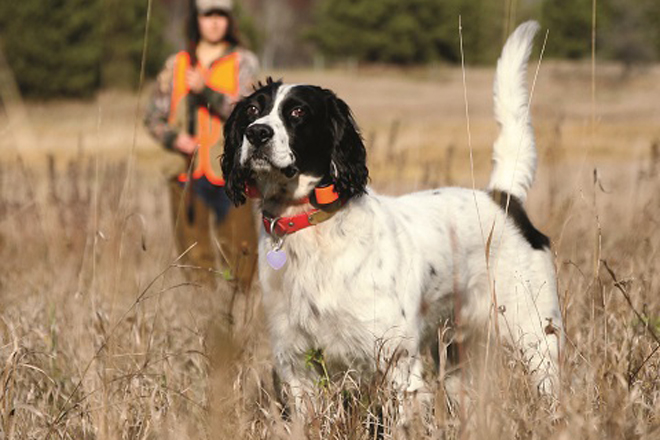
[173,132,198,155]
[186,68,205,94]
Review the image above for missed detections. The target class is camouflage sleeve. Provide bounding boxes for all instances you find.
[237,49,260,99]
[200,49,260,121]
[143,55,179,150]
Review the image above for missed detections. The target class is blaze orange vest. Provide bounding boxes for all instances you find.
[169,50,240,186]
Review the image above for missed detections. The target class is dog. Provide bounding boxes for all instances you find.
[221,21,563,410]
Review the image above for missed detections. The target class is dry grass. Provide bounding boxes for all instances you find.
[1,63,660,439]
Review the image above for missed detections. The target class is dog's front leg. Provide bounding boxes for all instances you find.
[274,353,319,416]
[386,349,432,427]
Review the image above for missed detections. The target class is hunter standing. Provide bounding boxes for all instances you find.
[144,0,258,294]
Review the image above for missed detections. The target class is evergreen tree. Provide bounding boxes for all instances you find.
[541,0,660,63]
[600,0,656,66]
[308,0,447,64]
[0,0,103,98]
[0,0,168,98]
[235,1,263,55]
[101,0,169,89]
[653,2,660,59]
[440,0,508,64]
[541,0,593,59]
[308,0,509,65]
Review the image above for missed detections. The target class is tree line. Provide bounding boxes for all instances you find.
[309,0,660,65]
[1,0,658,99]
[0,0,168,98]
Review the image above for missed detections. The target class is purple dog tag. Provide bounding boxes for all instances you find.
[266,248,287,270]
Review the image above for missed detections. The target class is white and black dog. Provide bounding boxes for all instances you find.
[222,22,562,408]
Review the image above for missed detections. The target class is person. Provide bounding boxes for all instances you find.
[144,0,259,295]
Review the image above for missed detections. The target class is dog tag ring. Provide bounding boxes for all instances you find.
[266,219,287,270]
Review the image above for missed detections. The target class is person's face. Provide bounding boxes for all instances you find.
[197,12,229,44]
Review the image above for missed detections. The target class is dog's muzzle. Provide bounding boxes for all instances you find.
[244,123,298,178]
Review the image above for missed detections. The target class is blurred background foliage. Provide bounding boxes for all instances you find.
[309,0,508,64]
[0,0,169,98]
[0,0,659,99]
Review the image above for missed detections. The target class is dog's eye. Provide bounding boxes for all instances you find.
[246,105,259,118]
[290,107,305,119]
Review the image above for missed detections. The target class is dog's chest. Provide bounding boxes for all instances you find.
[260,232,400,362]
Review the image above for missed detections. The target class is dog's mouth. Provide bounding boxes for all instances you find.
[248,151,299,179]
[249,154,273,171]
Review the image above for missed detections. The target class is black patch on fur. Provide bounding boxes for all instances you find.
[368,405,385,440]
[490,190,550,250]
[271,367,291,420]
[430,336,440,367]
[323,88,369,200]
[446,341,460,365]
[430,333,461,368]
[309,301,320,318]
[222,79,282,205]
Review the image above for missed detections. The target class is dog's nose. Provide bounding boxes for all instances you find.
[245,124,274,147]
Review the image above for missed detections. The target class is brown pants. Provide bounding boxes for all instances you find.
[168,178,258,294]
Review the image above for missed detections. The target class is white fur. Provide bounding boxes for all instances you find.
[255,22,562,408]
[489,21,540,203]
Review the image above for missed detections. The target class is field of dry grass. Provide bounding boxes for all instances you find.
[1,62,659,439]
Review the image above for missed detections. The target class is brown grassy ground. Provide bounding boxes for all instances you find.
[1,62,659,439]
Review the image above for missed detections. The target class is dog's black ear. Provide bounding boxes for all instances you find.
[326,92,369,200]
[221,100,249,206]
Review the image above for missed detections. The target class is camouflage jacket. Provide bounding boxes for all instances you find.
[144,46,259,151]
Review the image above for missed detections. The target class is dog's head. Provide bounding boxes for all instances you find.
[221,79,368,206]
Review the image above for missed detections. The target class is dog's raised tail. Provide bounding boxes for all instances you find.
[488,21,540,203]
